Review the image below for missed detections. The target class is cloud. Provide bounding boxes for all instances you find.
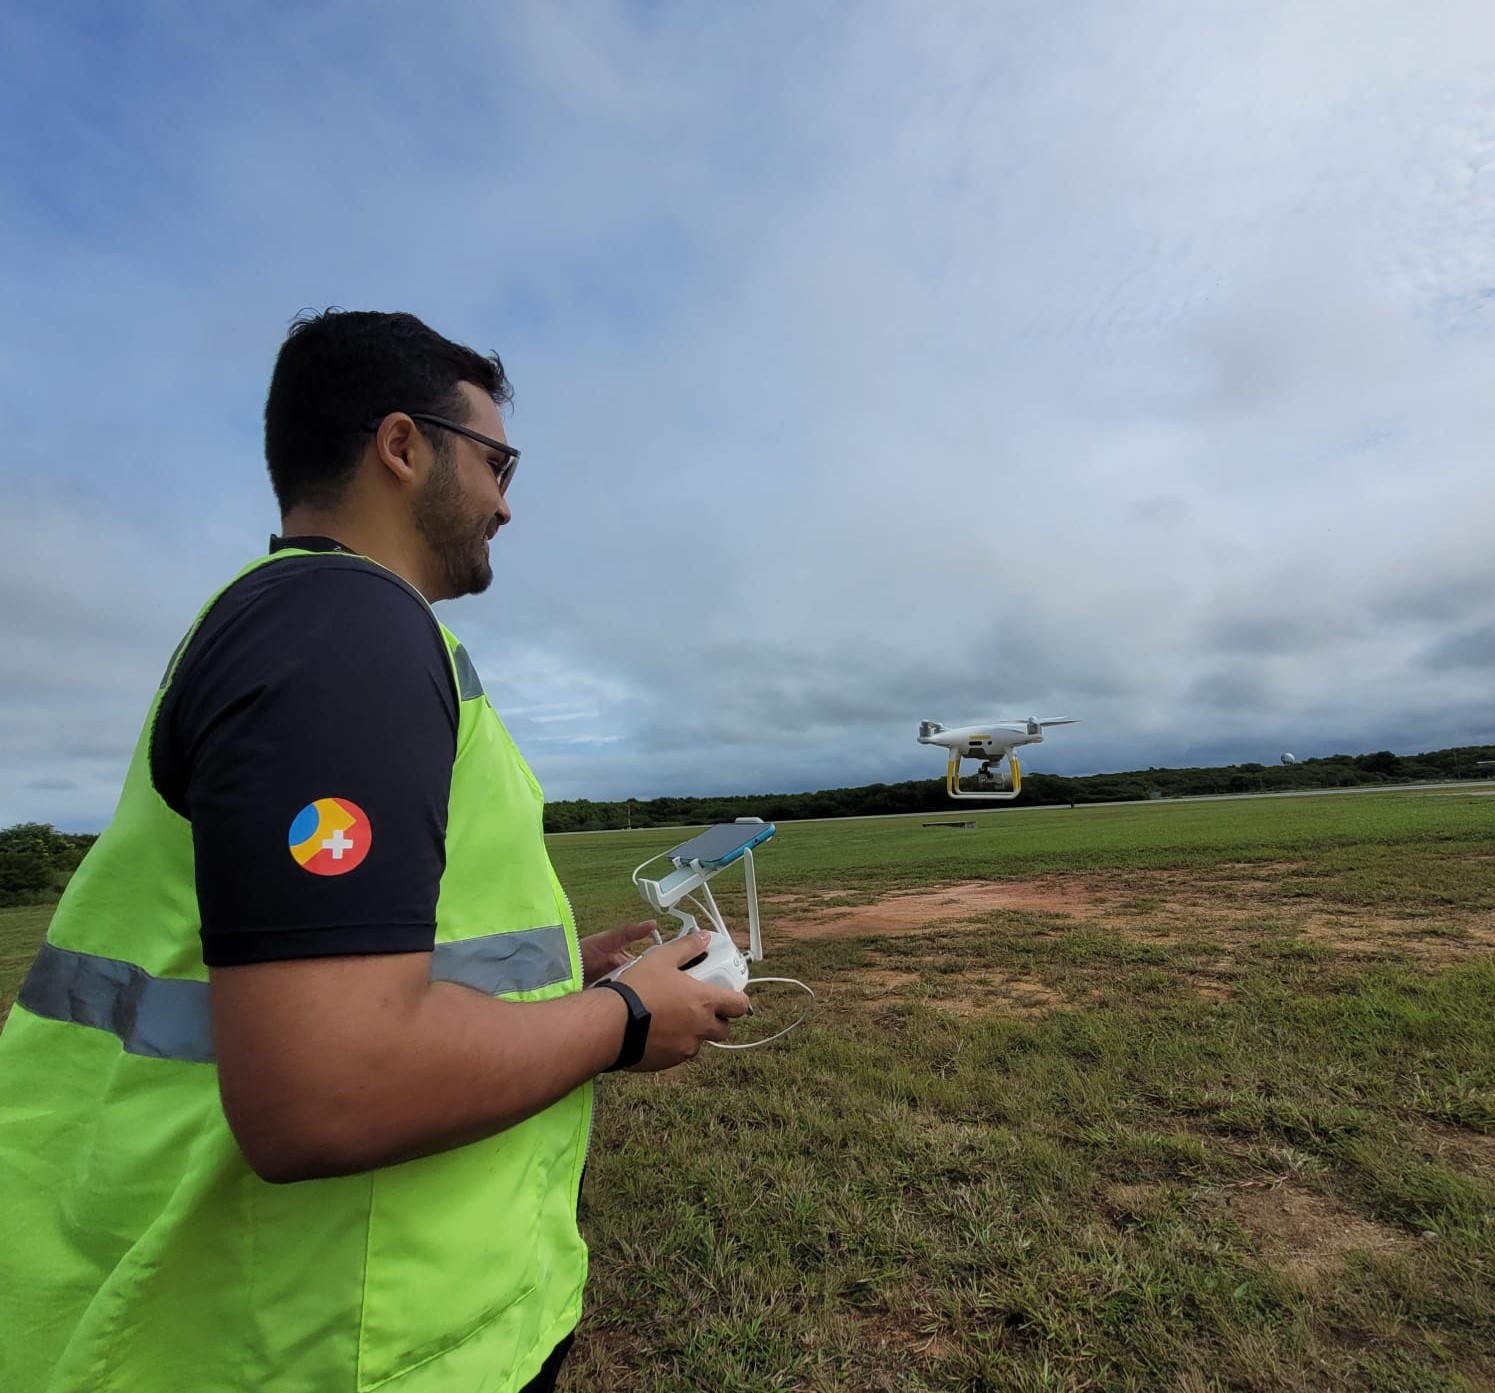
[2,0,1494,826]
[1422,623,1495,674]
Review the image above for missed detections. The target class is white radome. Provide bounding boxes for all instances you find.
[1281,753,1297,765]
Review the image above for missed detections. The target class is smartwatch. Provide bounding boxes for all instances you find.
[593,979,651,1071]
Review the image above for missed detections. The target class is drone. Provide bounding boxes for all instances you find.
[917,716,1078,800]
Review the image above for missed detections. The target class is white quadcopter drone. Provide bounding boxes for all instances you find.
[917,716,1078,800]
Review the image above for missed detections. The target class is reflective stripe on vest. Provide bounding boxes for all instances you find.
[18,926,572,1064]
[452,644,485,700]
[19,943,217,1063]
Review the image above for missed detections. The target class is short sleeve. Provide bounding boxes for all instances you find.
[153,560,459,967]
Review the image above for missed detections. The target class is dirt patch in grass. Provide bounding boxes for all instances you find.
[861,967,920,999]
[932,973,1069,1020]
[773,878,1105,935]
[1219,1181,1414,1285]
[764,888,860,904]
[772,867,1495,971]
[861,1312,952,1362]
[1409,1122,1495,1178]
[858,960,1072,1018]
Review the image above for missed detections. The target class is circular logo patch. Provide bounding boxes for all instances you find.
[288,797,371,876]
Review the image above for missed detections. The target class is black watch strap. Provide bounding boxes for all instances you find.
[593,978,651,1072]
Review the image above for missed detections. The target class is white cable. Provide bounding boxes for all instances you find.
[679,889,725,936]
[705,977,815,1050]
[629,850,671,890]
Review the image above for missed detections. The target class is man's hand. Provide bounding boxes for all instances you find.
[614,931,752,1071]
[580,920,657,984]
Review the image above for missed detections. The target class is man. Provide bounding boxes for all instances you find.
[0,309,750,1392]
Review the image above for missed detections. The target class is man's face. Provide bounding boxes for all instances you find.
[411,382,513,601]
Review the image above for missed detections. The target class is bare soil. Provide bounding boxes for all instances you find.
[773,878,1102,932]
[1409,1121,1495,1178]
[932,973,1068,1020]
[772,869,1495,968]
[1217,1180,1416,1285]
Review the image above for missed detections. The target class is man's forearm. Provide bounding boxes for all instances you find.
[213,960,628,1183]
[315,982,628,1174]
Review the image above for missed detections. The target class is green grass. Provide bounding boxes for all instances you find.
[552,791,1495,920]
[3,791,1493,1390]
[0,902,52,1027]
[551,794,1495,1391]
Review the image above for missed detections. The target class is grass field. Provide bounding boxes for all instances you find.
[3,791,1492,1390]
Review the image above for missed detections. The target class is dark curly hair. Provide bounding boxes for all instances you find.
[264,309,512,512]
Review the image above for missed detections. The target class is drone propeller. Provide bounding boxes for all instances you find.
[995,716,1078,733]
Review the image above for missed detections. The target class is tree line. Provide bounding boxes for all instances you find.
[3,745,1491,904]
[541,744,1495,833]
[0,823,98,907]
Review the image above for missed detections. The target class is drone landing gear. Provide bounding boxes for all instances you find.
[945,751,1023,801]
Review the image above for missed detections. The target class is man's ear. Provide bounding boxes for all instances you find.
[371,414,422,484]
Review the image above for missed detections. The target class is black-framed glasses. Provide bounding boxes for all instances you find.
[365,412,520,493]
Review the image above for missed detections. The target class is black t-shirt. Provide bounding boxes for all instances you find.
[151,537,459,967]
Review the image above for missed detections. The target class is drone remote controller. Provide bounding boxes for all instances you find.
[595,925,749,994]
[677,929,750,993]
[598,821,814,1048]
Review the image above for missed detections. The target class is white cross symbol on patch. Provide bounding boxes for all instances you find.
[322,828,355,860]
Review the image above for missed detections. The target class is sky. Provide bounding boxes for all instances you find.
[3,0,1494,831]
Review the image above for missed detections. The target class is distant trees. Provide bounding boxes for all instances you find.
[537,743,1495,832]
[6,743,1493,890]
[0,850,53,905]
[0,823,96,907]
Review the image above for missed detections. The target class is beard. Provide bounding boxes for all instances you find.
[412,454,495,599]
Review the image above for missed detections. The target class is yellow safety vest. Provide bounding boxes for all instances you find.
[0,549,591,1392]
